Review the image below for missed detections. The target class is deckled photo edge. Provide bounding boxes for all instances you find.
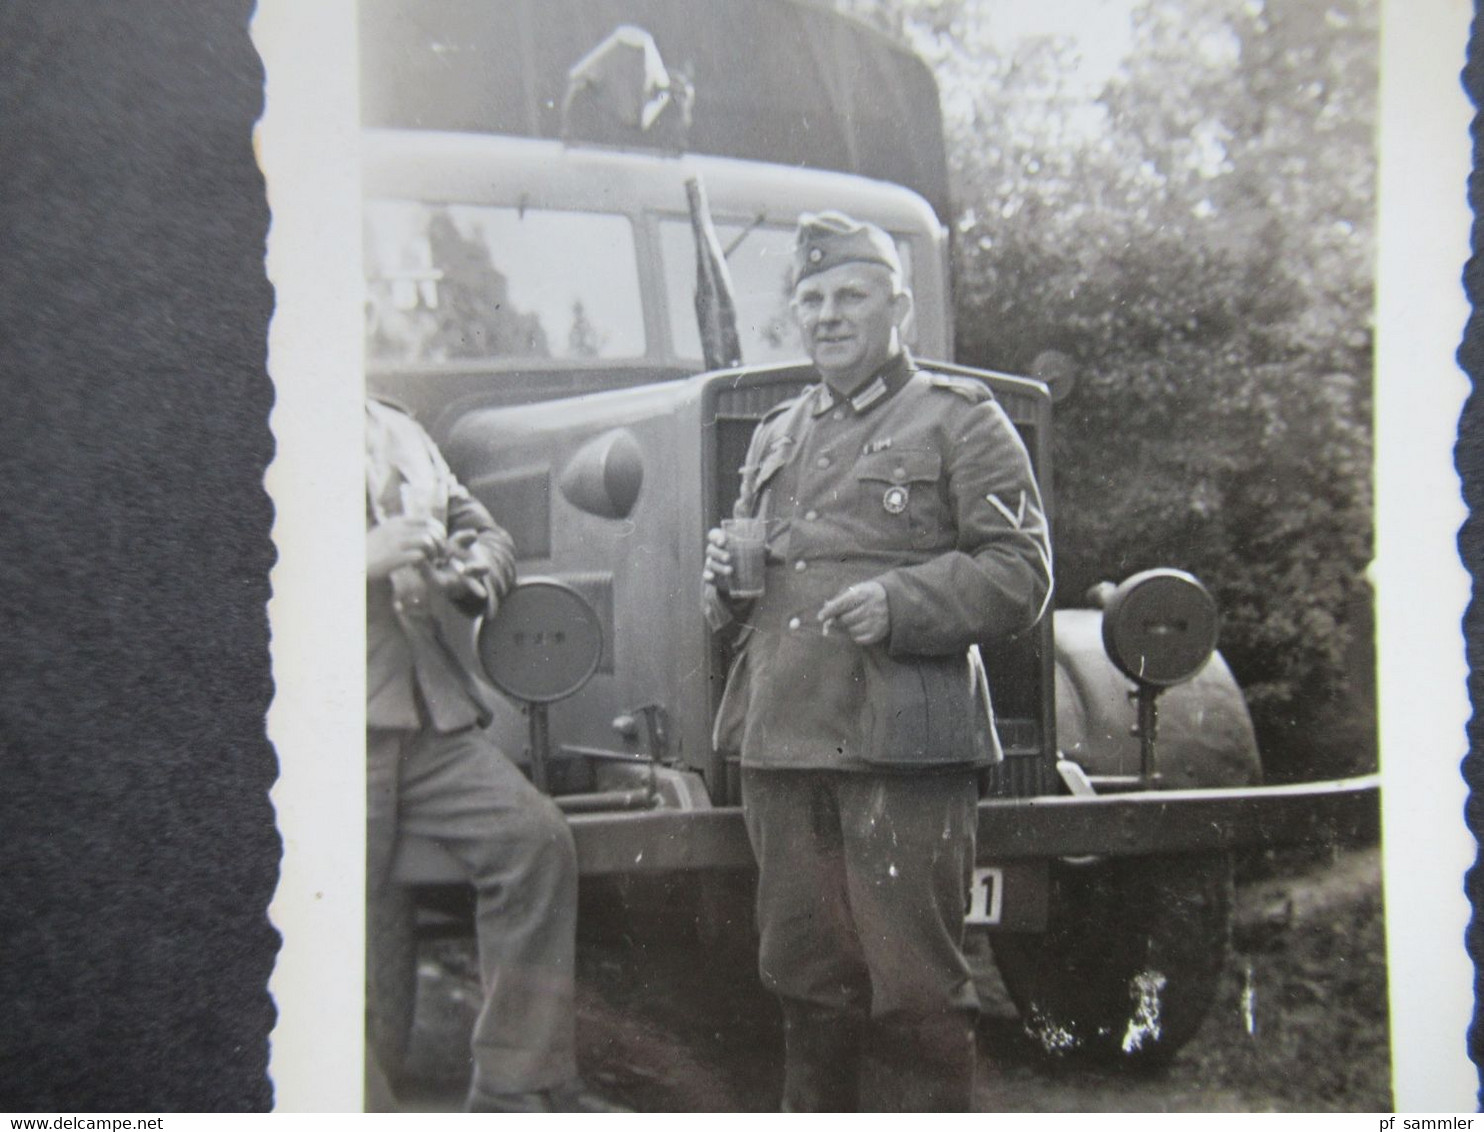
[256,0,1478,1111]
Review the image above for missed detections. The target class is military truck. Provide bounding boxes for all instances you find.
[361,0,1379,1067]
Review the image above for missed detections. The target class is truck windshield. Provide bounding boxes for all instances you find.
[659,218,915,367]
[364,201,645,364]
[659,218,799,366]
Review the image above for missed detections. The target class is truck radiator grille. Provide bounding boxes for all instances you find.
[982,718,1054,798]
[994,715,1040,755]
[711,380,810,531]
[713,382,807,420]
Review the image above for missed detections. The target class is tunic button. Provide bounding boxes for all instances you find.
[832,409,846,421]
[892,466,907,482]
[788,616,802,630]
[816,455,831,469]
[804,509,819,521]
[794,560,807,572]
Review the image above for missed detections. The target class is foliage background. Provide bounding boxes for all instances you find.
[838,0,1379,780]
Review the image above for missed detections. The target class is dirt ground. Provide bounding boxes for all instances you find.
[392,844,1391,1113]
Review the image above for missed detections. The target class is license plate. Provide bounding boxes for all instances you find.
[966,861,1048,930]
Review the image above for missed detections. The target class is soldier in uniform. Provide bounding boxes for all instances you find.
[366,396,620,1113]
[702,212,1053,1111]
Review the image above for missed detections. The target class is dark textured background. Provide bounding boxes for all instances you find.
[0,2,278,1112]
[0,0,1474,1114]
[1461,3,1484,1109]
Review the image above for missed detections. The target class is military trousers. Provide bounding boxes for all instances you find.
[741,767,981,1111]
[367,726,579,1105]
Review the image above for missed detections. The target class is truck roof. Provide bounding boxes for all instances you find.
[359,0,952,222]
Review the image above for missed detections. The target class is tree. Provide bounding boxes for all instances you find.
[425,209,550,361]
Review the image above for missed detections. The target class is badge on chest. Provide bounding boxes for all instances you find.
[882,484,909,514]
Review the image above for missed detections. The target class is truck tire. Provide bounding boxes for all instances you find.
[989,852,1233,1065]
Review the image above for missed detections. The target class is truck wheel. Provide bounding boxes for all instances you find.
[990,852,1232,1065]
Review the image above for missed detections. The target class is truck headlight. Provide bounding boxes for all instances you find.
[558,427,645,519]
[1101,568,1220,688]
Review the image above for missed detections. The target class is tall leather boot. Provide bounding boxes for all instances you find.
[779,1001,865,1112]
[863,1010,977,1113]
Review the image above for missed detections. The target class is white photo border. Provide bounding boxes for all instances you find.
[257,0,1478,1110]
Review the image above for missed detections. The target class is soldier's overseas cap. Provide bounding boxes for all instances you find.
[793,211,903,287]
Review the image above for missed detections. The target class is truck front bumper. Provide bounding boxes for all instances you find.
[393,774,1381,882]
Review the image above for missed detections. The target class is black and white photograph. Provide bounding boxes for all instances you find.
[258,0,1475,1114]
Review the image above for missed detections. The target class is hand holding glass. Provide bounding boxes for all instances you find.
[720,518,768,598]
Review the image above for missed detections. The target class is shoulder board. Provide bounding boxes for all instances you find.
[925,372,994,404]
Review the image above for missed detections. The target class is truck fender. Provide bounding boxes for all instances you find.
[1052,607,1261,789]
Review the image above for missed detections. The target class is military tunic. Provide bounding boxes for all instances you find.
[710,351,1052,772]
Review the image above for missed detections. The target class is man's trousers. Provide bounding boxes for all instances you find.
[741,767,981,1112]
[367,726,579,1104]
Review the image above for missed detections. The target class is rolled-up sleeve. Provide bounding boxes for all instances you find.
[877,397,1052,656]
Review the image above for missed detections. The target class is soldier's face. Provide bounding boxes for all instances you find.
[791,263,910,390]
